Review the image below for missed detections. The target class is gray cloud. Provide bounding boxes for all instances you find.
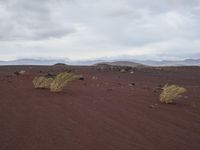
[0,0,76,40]
[0,0,200,60]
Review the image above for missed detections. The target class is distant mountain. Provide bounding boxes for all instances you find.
[0,58,107,66]
[94,59,200,67]
[137,59,200,66]
[0,59,67,65]
[108,61,145,67]
[72,60,105,65]
[0,58,200,66]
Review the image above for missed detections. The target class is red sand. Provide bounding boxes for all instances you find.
[0,66,200,150]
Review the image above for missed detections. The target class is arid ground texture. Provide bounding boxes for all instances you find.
[0,65,200,150]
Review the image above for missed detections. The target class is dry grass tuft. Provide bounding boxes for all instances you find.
[33,77,53,89]
[160,84,187,104]
[50,72,78,92]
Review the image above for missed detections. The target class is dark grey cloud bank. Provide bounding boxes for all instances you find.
[0,0,200,60]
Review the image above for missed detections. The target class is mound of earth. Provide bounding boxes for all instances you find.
[53,63,67,66]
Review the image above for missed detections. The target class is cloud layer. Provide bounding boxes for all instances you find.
[0,0,200,60]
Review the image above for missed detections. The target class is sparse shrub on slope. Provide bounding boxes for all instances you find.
[50,72,78,92]
[33,77,53,89]
[160,84,187,104]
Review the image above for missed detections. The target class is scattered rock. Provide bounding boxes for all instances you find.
[149,105,156,109]
[19,70,26,75]
[129,82,135,86]
[14,71,20,76]
[167,102,177,105]
[124,66,132,72]
[92,76,98,80]
[95,64,112,71]
[14,70,26,75]
[100,67,104,70]
[149,104,158,109]
[79,76,84,80]
[120,69,126,73]
[153,86,163,93]
[45,72,55,78]
[110,66,114,70]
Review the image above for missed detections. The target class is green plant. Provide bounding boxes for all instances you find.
[50,72,78,92]
[33,77,53,89]
[160,84,187,104]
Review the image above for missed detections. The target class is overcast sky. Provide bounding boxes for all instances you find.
[0,0,200,61]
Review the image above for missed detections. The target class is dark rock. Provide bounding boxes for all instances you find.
[129,82,135,86]
[14,71,20,76]
[79,77,85,81]
[149,105,155,109]
[45,72,55,78]
[167,102,177,105]
[124,66,132,72]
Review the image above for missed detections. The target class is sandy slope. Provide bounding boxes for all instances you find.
[0,66,200,150]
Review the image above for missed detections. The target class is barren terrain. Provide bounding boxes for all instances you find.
[0,65,200,150]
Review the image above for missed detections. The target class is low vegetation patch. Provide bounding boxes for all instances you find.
[160,84,187,104]
[33,72,78,92]
[33,77,53,89]
[50,72,79,92]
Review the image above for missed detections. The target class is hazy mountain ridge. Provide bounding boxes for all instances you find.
[105,61,145,67]
[0,59,67,65]
[0,58,200,66]
[136,59,200,66]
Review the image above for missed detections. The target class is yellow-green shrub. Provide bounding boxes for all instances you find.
[33,77,53,89]
[160,84,187,104]
[50,72,78,92]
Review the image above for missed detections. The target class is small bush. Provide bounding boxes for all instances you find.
[50,72,78,92]
[33,77,53,89]
[160,84,187,104]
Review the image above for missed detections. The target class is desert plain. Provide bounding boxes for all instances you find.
[0,65,200,150]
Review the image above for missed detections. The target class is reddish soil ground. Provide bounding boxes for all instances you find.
[0,65,200,150]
